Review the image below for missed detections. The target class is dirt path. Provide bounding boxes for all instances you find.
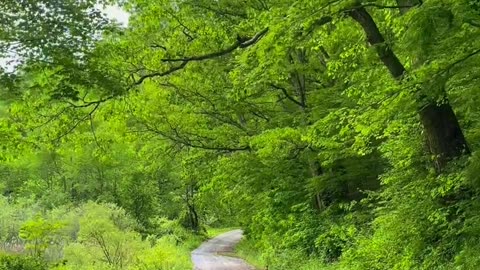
[192,229,254,270]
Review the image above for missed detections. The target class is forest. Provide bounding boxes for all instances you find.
[1,0,480,269]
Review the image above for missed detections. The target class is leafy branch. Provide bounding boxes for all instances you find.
[270,83,305,108]
[161,27,269,63]
[132,28,268,86]
[53,102,100,143]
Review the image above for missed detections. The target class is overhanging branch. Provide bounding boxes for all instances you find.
[270,83,305,108]
[352,3,418,10]
[132,28,268,86]
[161,27,269,62]
[134,61,188,86]
[53,102,100,143]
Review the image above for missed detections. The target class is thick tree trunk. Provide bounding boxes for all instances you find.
[420,102,469,170]
[349,7,469,171]
[348,8,406,78]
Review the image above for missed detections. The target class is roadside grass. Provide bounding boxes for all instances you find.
[206,227,240,238]
[181,233,205,251]
[234,237,338,270]
[234,238,266,270]
[203,227,337,270]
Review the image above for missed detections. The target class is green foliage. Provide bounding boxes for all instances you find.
[0,0,114,68]
[58,203,196,270]
[2,0,480,269]
[62,202,142,268]
[0,254,47,270]
[0,199,196,269]
[19,217,64,258]
[131,236,193,270]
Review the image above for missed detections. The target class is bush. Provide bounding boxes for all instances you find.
[0,253,47,270]
[19,217,65,258]
[0,201,199,270]
[132,236,192,270]
[61,202,145,269]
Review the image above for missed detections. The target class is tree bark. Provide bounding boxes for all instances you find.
[349,7,469,172]
[348,8,406,78]
[309,159,325,210]
[420,102,469,170]
[185,184,199,231]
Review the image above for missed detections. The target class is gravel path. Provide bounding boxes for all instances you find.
[192,229,254,270]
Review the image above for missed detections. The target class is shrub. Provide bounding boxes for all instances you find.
[0,253,47,270]
[132,236,192,270]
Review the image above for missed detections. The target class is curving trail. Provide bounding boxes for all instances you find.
[192,229,254,270]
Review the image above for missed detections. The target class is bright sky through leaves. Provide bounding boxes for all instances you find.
[0,5,129,71]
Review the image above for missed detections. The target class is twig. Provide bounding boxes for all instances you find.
[53,103,100,143]
[270,83,305,108]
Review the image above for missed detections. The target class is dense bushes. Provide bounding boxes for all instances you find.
[234,150,480,270]
[0,254,47,270]
[0,200,198,270]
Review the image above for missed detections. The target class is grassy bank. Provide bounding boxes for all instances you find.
[234,237,337,270]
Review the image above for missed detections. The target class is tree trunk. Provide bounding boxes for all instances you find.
[349,7,469,172]
[348,8,406,78]
[309,159,325,210]
[288,50,326,209]
[420,102,469,170]
[185,184,199,231]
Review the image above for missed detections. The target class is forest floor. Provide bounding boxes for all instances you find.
[191,229,255,270]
